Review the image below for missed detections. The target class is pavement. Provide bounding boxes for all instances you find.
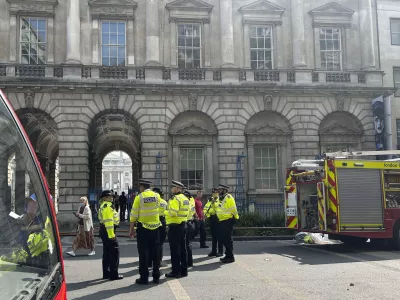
[62,237,400,300]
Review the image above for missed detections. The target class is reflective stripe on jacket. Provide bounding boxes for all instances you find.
[187,197,196,221]
[159,198,167,217]
[99,202,118,239]
[166,193,190,225]
[215,194,239,222]
[130,190,161,230]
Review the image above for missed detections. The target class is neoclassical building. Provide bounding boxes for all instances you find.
[0,0,394,228]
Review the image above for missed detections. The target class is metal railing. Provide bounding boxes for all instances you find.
[178,69,206,80]
[254,70,280,82]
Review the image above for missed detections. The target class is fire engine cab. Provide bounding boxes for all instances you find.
[285,150,400,247]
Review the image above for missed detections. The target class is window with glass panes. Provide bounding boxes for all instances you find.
[394,68,400,97]
[20,17,47,64]
[391,19,400,45]
[255,147,278,189]
[177,24,201,68]
[250,26,273,70]
[101,21,126,66]
[320,28,341,71]
[180,148,204,190]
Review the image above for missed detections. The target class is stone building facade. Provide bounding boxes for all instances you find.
[0,0,394,229]
[377,0,400,149]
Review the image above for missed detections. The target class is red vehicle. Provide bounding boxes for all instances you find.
[0,90,66,299]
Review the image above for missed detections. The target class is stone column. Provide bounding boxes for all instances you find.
[47,16,55,63]
[220,0,235,67]
[359,0,376,69]
[9,15,17,62]
[91,19,100,64]
[145,0,160,65]
[206,145,213,191]
[291,0,306,68]
[313,26,321,69]
[65,0,81,64]
[247,144,255,191]
[243,22,251,68]
[275,23,284,69]
[170,19,177,67]
[127,19,135,65]
[172,145,179,180]
[204,21,211,67]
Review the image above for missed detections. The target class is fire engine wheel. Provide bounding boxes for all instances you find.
[339,236,368,246]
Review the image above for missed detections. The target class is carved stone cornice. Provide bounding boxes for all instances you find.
[169,122,217,136]
[166,0,213,23]
[309,2,354,29]
[239,0,285,25]
[319,122,362,136]
[88,0,138,19]
[245,123,291,136]
[7,0,58,16]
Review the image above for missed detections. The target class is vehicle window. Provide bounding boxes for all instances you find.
[0,97,59,299]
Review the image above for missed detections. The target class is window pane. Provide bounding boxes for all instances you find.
[185,36,193,47]
[257,37,265,48]
[102,33,109,45]
[110,34,117,44]
[102,22,110,32]
[394,69,400,82]
[38,31,46,43]
[21,55,29,64]
[392,33,400,45]
[117,34,125,45]
[102,57,109,66]
[117,58,125,66]
[391,20,400,33]
[110,58,117,66]
[110,47,117,57]
[178,36,185,47]
[193,37,200,47]
[178,25,185,35]
[110,22,117,33]
[250,38,257,48]
[118,22,125,33]
[193,49,200,60]
[118,46,125,58]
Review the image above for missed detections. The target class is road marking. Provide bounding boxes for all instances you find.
[278,241,400,273]
[235,260,308,300]
[167,279,191,300]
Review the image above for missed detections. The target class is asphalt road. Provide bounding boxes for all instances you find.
[62,237,400,300]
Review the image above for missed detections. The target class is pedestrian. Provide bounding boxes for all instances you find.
[113,191,119,212]
[183,190,196,268]
[165,180,190,278]
[119,192,127,222]
[98,190,123,280]
[66,196,95,257]
[148,187,167,268]
[129,180,161,284]
[194,190,208,248]
[204,188,223,257]
[215,184,239,263]
[126,192,134,221]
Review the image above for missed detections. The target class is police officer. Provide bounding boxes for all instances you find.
[165,180,190,278]
[99,190,123,280]
[148,187,167,268]
[214,184,239,263]
[129,179,161,284]
[204,188,223,257]
[183,190,196,268]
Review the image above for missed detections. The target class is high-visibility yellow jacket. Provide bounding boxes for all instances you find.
[99,201,119,239]
[204,196,220,218]
[159,197,167,217]
[214,193,239,222]
[187,197,196,221]
[1,248,28,264]
[166,193,190,225]
[27,231,49,257]
[130,190,161,230]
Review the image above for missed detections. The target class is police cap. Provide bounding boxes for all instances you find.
[171,180,185,189]
[101,190,112,198]
[139,179,152,185]
[219,184,229,190]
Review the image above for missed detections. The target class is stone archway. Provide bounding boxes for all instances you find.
[245,111,292,193]
[15,108,59,203]
[319,112,364,153]
[168,111,217,193]
[89,110,141,191]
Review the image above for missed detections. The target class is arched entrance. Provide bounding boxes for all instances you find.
[15,108,59,210]
[89,110,141,194]
[102,151,133,194]
[319,112,364,153]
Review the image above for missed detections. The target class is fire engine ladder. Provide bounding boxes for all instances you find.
[325,150,400,159]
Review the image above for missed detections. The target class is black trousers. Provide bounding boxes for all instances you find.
[137,224,160,280]
[186,221,195,267]
[148,217,167,265]
[126,202,132,221]
[219,218,234,258]
[210,215,223,254]
[99,225,120,279]
[168,222,187,275]
[199,220,207,247]
[119,202,127,221]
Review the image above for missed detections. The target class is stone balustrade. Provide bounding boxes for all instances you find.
[0,64,383,87]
